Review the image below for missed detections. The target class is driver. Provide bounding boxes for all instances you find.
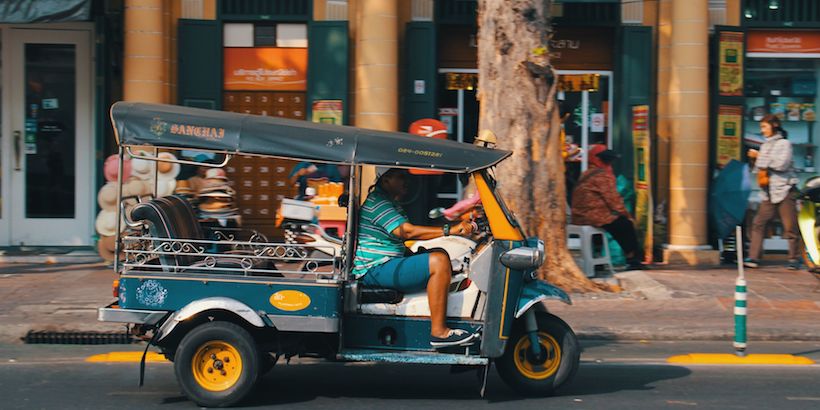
[353,168,477,348]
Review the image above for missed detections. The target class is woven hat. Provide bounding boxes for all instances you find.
[97,182,119,211]
[95,210,119,236]
[205,168,228,180]
[157,152,181,179]
[175,179,194,195]
[130,150,155,181]
[103,154,132,182]
[122,177,147,197]
[97,235,117,261]
[153,177,175,197]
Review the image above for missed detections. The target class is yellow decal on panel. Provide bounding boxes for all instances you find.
[269,290,311,311]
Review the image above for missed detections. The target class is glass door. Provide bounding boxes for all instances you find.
[4,28,93,246]
[437,69,479,207]
[557,71,613,195]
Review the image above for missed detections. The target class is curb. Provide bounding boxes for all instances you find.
[0,252,102,264]
[575,330,820,342]
[614,270,675,300]
[667,353,815,365]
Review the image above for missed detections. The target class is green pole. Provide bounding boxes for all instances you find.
[734,226,747,356]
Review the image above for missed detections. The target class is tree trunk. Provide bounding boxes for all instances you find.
[477,0,603,292]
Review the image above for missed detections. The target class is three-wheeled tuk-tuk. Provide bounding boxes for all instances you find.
[99,102,580,407]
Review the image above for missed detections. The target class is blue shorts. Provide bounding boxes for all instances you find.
[361,253,430,293]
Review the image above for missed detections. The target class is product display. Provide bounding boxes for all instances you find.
[802,103,816,121]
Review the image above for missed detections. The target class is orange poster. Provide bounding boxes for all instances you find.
[224,48,308,91]
[747,30,820,53]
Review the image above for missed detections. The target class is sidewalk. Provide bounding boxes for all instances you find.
[0,261,818,344]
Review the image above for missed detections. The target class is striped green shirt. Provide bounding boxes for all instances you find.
[353,187,408,277]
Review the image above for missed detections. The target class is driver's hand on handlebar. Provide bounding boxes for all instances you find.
[451,220,474,236]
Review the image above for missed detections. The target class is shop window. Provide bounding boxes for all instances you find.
[254,24,276,46]
[276,24,307,48]
[224,23,254,47]
[744,58,819,178]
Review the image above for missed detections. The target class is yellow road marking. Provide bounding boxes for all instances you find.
[667,353,814,365]
[85,352,168,363]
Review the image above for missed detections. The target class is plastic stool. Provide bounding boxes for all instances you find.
[566,224,614,277]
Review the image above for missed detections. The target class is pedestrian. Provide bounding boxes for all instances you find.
[570,145,644,270]
[744,114,802,269]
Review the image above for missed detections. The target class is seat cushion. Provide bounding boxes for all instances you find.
[359,288,403,304]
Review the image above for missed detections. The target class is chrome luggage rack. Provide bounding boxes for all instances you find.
[120,231,341,280]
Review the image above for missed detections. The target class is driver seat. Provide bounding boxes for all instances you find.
[344,189,405,305]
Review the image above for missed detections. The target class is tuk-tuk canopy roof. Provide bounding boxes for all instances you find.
[110,102,511,173]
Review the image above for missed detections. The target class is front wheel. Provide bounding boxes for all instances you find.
[495,312,580,396]
[174,321,260,407]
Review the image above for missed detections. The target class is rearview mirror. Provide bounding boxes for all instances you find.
[428,207,445,219]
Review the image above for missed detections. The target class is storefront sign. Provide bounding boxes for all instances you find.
[716,105,743,167]
[718,31,744,96]
[558,74,600,92]
[632,105,652,263]
[224,48,307,91]
[445,73,478,90]
[408,119,448,175]
[311,100,343,124]
[747,30,820,54]
[549,27,614,71]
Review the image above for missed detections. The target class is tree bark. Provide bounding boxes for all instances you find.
[477,0,602,292]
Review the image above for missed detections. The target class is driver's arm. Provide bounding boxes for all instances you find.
[391,220,473,240]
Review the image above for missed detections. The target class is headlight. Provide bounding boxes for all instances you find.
[500,247,541,270]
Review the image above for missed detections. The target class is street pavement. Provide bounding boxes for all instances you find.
[0,260,818,344]
[1,341,818,409]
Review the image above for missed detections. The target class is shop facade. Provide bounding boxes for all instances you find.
[402,0,652,218]
[0,1,121,246]
[711,0,820,251]
[173,1,349,238]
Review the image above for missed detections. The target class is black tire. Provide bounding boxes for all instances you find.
[495,312,580,396]
[174,321,260,407]
[258,351,276,377]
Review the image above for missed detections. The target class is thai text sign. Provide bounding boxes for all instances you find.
[747,30,820,53]
[716,105,743,167]
[224,48,307,91]
[719,31,744,96]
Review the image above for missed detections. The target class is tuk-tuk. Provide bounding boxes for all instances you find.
[99,102,580,407]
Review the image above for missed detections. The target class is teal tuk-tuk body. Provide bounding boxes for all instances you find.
[99,102,579,407]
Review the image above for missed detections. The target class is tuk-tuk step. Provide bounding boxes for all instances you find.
[337,349,488,366]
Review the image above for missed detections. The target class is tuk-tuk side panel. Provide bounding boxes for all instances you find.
[118,276,341,320]
[480,240,526,358]
[343,314,481,353]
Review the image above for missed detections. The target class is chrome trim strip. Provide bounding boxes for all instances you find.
[266,314,339,333]
[98,305,169,325]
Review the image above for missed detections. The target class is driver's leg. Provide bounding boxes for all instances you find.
[427,251,452,338]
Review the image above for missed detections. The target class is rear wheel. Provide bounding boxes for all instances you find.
[495,312,580,396]
[174,321,260,407]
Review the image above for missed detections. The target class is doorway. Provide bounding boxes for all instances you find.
[557,70,613,196]
[0,26,94,246]
[436,68,479,207]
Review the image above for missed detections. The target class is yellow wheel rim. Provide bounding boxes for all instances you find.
[191,340,243,392]
[512,331,561,380]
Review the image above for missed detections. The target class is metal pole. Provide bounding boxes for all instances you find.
[733,225,747,356]
[581,90,589,172]
[456,89,464,200]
